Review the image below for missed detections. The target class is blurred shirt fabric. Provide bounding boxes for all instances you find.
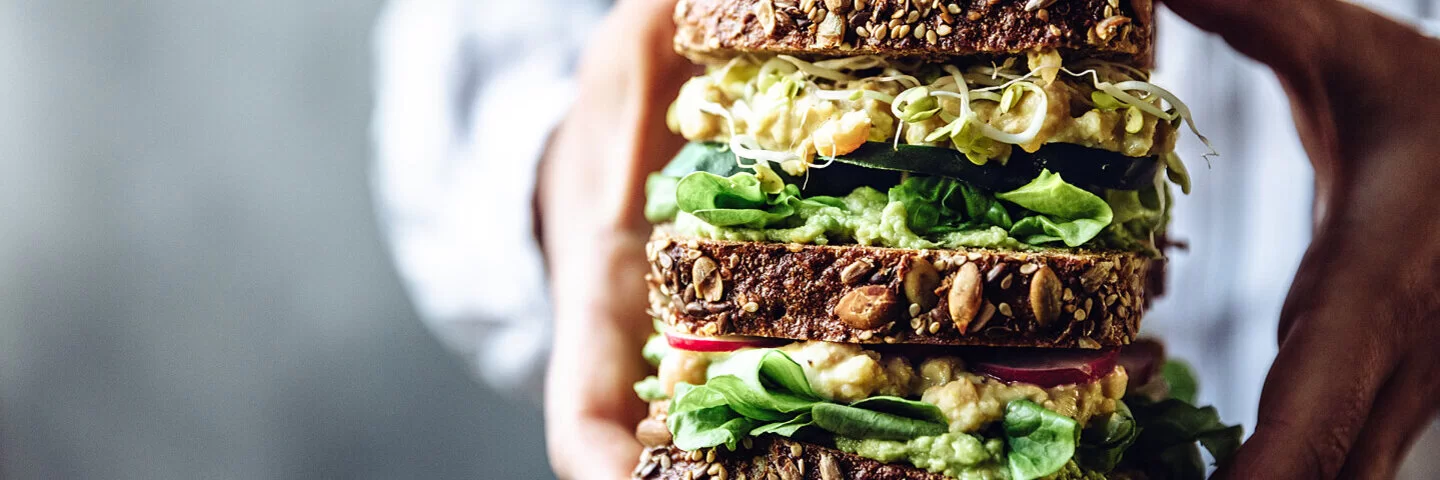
[371,0,1440,462]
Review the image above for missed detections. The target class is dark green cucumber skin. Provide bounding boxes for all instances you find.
[664,142,1158,196]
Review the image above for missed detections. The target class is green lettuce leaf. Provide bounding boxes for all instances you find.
[633,376,668,402]
[888,176,1013,234]
[1076,401,1141,471]
[641,332,670,368]
[1162,360,1199,404]
[997,170,1114,247]
[667,348,948,450]
[668,383,758,451]
[1123,397,1244,480]
[1003,399,1080,480]
[812,402,949,441]
[645,174,681,223]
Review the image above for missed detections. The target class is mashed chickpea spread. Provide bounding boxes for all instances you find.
[667,53,1179,172]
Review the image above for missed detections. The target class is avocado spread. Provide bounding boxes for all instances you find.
[836,435,1109,480]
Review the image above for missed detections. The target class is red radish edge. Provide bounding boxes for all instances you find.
[971,348,1120,388]
[665,332,788,352]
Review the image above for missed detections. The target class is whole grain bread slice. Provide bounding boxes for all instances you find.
[632,433,1141,480]
[673,0,1154,64]
[646,229,1157,348]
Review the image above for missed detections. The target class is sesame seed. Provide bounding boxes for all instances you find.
[707,449,717,463]
[906,11,920,23]
[1075,309,1088,321]
[895,24,911,39]
[998,303,1013,317]
[1020,263,1039,275]
[873,23,888,39]
[1036,8,1049,22]
[966,11,981,21]
[791,444,802,457]
[913,23,926,39]
[856,25,869,37]
[742,302,759,313]
[1000,274,1013,290]
[947,3,961,14]
[928,321,940,334]
[858,330,874,340]
[908,303,921,317]
[936,24,952,35]
[891,8,905,19]
[1048,24,1062,36]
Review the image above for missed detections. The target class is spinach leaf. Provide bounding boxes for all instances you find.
[749,413,815,437]
[811,403,948,441]
[667,348,950,450]
[848,396,950,425]
[1124,397,1244,480]
[662,142,748,178]
[675,172,823,229]
[1003,400,1080,480]
[668,403,758,451]
[997,170,1114,247]
[1161,360,1199,404]
[1076,401,1140,471]
[645,174,682,223]
[706,375,817,422]
[706,349,819,400]
[667,383,758,451]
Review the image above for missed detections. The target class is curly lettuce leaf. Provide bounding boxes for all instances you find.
[997,170,1114,247]
[1003,399,1081,480]
[888,176,1013,234]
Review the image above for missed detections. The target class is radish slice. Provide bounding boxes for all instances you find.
[665,332,788,352]
[1118,339,1165,386]
[970,348,1120,388]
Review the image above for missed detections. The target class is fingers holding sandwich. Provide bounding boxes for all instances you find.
[540,0,690,479]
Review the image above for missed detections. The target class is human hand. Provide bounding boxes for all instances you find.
[536,0,692,479]
[1164,1,1440,478]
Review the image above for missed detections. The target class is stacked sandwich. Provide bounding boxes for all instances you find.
[631,1,1239,479]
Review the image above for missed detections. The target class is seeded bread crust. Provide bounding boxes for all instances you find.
[646,229,1156,348]
[673,0,1154,64]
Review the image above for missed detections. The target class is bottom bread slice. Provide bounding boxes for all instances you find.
[632,435,1143,480]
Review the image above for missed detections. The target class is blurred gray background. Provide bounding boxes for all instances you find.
[0,1,551,478]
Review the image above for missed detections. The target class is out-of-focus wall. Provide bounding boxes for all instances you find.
[0,1,551,478]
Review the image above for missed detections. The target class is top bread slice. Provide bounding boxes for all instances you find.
[647,229,1158,349]
[674,0,1154,64]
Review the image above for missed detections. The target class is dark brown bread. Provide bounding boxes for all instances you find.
[646,229,1157,348]
[673,0,1154,64]
[633,436,952,480]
